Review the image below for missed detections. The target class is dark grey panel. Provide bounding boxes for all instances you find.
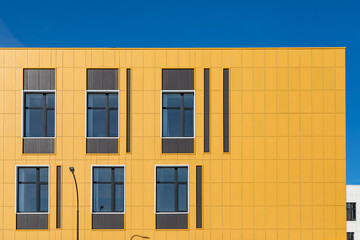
[156,214,188,229]
[87,69,118,90]
[223,69,229,153]
[196,166,203,228]
[162,139,194,153]
[23,138,55,154]
[16,214,48,229]
[56,166,61,229]
[162,69,194,90]
[86,139,118,153]
[24,69,55,90]
[92,214,124,229]
[204,69,210,153]
[126,68,131,153]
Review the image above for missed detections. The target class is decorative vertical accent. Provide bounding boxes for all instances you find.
[56,166,61,228]
[204,69,210,152]
[126,68,131,153]
[223,68,229,152]
[196,166,203,228]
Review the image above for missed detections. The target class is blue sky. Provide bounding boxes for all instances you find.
[0,0,359,183]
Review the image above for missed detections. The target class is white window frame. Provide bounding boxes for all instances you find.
[91,165,126,214]
[154,164,189,214]
[15,165,50,214]
[85,90,120,139]
[22,90,56,139]
[160,90,195,139]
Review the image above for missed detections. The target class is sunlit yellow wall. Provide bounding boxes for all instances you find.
[0,48,346,240]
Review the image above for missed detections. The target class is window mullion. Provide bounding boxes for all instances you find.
[43,94,47,137]
[36,168,40,212]
[106,94,110,137]
[174,168,178,212]
[180,94,185,137]
[111,168,115,212]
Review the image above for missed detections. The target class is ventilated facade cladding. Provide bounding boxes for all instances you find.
[0,48,346,240]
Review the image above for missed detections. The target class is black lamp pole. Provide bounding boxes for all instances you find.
[69,167,79,240]
[130,235,150,240]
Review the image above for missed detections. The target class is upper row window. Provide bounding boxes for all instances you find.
[24,92,55,137]
[86,92,119,138]
[23,88,195,139]
[162,91,195,138]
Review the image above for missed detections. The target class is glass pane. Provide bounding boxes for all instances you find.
[93,183,111,212]
[177,168,188,182]
[87,109,106,137]
[184,93,194,108]
[25,94,43,108]
[115,184,124,212]
[39,168,48,182]
[184,109,193,137]
[40,184,48,212]
[109,110,118,137]
[178,184,187,211]
[109,94,118,108]
[18,184,36,212]
[162,109,181,137]
[25,109,43,137]
[114,168,124,182]
[156,183,175,212]
[18,168,36,182]
[46,110,55,137]
[163,94,181,108]
[157,168,175,182]
[46,94,55,108]
[93,168,111,182]
[88,94,106,108]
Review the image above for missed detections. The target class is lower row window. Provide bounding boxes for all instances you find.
[16,166,189,215]
[92,166,124,212]
[156,166,188,213]
[16,166,49,213]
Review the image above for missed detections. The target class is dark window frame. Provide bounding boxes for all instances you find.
[16,166,49,213]
[86,91,119,138]
[161,91,195,138]
[156,166,188,213]
[23,91,55,137]
[347,202,356,221]
[347,232,354,240]
[92,166,125,213]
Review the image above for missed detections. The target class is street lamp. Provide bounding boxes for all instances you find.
[69,167,79,240]
[130,235,150,240]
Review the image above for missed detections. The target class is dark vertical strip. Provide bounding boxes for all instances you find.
[223,69,229,152]
[126,69,131,153]
[204,69,210,152]
[56,166,61,228]
[196,166,203,228]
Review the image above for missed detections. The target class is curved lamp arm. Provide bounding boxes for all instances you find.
[130,235,150,240]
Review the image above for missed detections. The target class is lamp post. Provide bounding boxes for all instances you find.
[130,235,150,240]
[69,167,79,240]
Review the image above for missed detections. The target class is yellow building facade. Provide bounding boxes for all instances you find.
[0,48,346,240]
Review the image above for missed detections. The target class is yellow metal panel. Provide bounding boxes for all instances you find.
[0,48,346,239]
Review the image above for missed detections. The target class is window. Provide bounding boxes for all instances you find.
[87,92,118,137]
[92,166,124,212]
[347,232,354,240]
[24,92,55,137]
[162,92,194,138]
[347,202,356,221]
[16,166,49,213]
[156,166,188,212]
